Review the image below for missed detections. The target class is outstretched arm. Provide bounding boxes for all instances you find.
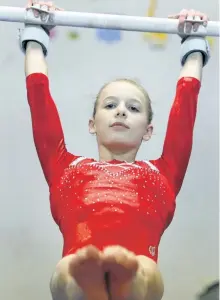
[151,10,209,196]
[25,41,75,186]
[151,53,202,196]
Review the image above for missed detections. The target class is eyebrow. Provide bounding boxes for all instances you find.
[103,96,119,102]
[103,96,142,103]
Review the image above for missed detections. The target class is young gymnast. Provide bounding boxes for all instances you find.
[19,1,210,299]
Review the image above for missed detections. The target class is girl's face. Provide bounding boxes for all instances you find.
[89,80,153,153]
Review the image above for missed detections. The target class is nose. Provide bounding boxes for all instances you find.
[115,105,127,118]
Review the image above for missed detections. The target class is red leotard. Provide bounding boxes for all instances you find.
[26,74,200,262]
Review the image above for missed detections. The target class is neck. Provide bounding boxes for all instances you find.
[98,145,138,163]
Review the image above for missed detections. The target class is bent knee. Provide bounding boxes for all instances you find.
[51,253,94,300]
[137,255,162,275]
[50,255,76,298]
[55,254,76,273]
[136,255,164,300]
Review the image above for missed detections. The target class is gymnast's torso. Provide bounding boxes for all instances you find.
[26,73,201,262]
[50,157,176,261]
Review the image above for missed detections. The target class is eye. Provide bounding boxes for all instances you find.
[129,105,139,112]
[105,103,116,109]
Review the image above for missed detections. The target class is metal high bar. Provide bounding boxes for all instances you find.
[0,6,219,37]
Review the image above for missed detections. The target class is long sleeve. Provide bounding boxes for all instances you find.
[26,73,76,186]
[151,77,201,196]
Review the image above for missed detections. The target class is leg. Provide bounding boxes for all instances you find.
[130,255,164,300]
[50,245,109,300]
[103,246,164,300]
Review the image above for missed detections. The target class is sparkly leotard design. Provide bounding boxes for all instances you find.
[26,74,200,262]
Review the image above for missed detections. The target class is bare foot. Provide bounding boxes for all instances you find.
[103,246,139,300]
[68,245,108,300]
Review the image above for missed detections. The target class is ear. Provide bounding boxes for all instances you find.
[88,118,96,134]
[142,124,153,141]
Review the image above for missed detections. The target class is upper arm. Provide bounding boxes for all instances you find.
[151,77,201,196]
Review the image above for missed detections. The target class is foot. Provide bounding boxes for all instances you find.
[103,246,139,300]
[68,245,108,300]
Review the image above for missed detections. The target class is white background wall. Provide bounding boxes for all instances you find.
[0,0,219,299]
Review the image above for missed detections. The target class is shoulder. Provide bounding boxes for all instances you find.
[67,155,96,167]
[136,160,159,173]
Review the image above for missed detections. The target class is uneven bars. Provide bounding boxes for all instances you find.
[0,6,219,36]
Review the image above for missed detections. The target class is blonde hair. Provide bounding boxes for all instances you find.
[93,78,153,124]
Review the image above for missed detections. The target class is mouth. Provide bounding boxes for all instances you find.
[110,122,129,129]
